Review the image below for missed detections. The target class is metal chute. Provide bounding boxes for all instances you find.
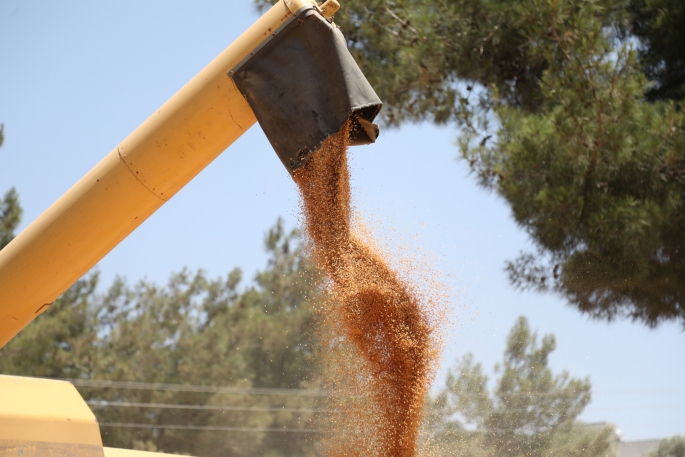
[231,6,382,173]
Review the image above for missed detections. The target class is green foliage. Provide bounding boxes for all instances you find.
[253,0,685,327]
[457,1,685,327]
[628,0,685,101]
[0,273,100,377]
[257,0,626,124]
[425,316,615,457]
[0,187,22,251]
[650,436,685,457]
[1,124,23,251]
[0,219,322,457]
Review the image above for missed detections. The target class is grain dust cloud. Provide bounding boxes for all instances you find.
[294,122,446,457]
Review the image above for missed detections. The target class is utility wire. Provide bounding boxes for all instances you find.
[57,378,685,397]
[57,378,325,396]
[86,400,684,413]
[98,423,321,433]
[87,400,327,413]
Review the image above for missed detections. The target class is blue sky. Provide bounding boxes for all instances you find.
[1,0,683,442]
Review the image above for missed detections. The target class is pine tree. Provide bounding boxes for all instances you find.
[255,0,685,327]
[650,436,685,457]
[425,316,616,457]
[0,220,323,457]
[628,0,685,101]
[0,124,23,251]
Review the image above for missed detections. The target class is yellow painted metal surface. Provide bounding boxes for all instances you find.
[319,0,341,18]
[0,440,105,457]
[285,0,318,14]
[0,375,102,446]
[0,376,192,456]
[0,0,298,349]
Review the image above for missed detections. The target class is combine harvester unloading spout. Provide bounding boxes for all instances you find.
[0,1,381,455]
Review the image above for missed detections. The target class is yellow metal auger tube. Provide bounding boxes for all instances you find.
[1,1,383,454]
[0,0,383,350]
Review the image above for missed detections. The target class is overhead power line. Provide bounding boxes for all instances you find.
[57,378,326,396]
[57,378,685,397]
[87,400,684,414]
[98,423,321,433]
[88,400,327,413]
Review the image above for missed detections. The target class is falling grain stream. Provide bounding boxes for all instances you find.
[294,122,437,457]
